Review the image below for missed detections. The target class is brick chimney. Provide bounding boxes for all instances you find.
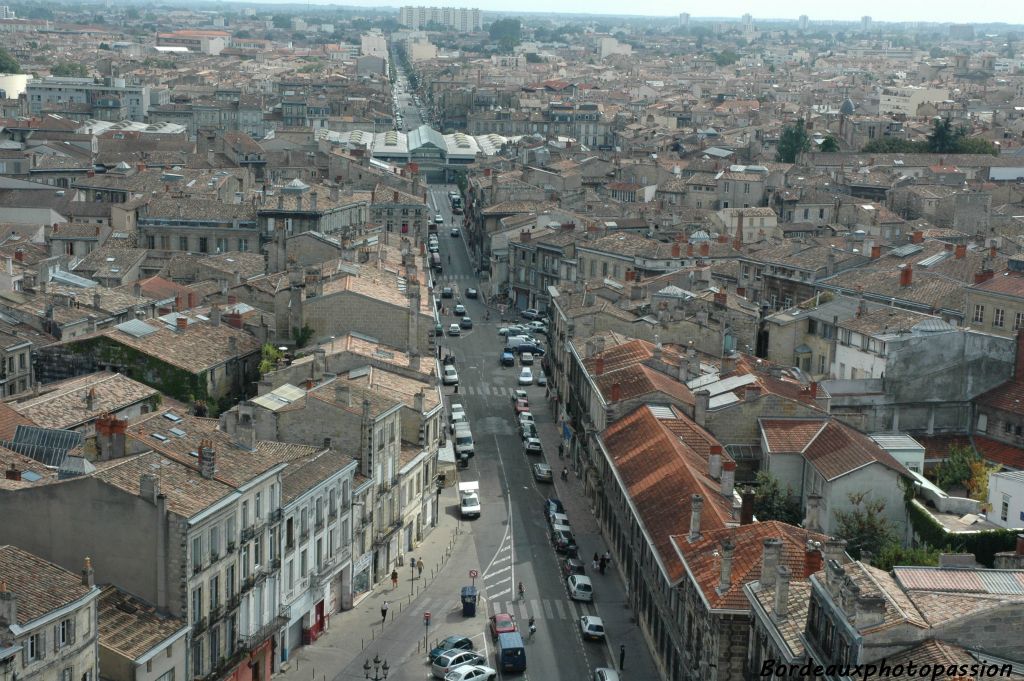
[595,356,605,375]
[870,244,881,259]
[95,414,127,460]
[720,460,736,497]
[610,383,621,402]
[699,242,710,256]
[899,264,912,287]
[671,243,681,257]
[809,381,818,399]
[744,383,762,400]
[975,267,995,284]
[81,557,94,588]
[955,244,967,259]
[687,243,694,257]
[688,494,704,542]
[176,317,188,331]
[520,230,531,243]
[198,440,215,479]
[804,540,824,577]
[4,463,20,481]
[740,489,755,525]
[911,230,923,244]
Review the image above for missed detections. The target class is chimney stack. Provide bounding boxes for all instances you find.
[761,538,782,588]
[804,540,823,577]
[81,557,94,588]
[955,243,967,259]
[176,317,188,331]
[86,387,96,411]
[4,463,20,481]
[335,383,352,407]
[694,389,710,426]
[709,444,723,478]
[671,243,681,258]
[0,581,18,626]
[688,494,704,542]
[899,264,912,287]
[198,440,216,479]
[699,242,710,257]
[595,356,605,375]
[911,230,923,244]
[610,382,621,402]
[740,489,755,524]
[870,244,881,259]
[809,381,818,399]
[744,383,762,400]
[720,460,736,498]
[773,565,791,618]
[717,538,735,594]
[211,305,222,326]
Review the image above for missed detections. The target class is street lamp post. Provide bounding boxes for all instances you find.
[364,654,389,681]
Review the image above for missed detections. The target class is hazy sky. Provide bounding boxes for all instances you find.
[337,0,1022,24]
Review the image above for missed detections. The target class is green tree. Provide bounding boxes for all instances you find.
[488,18,521,45]
[873,543,941,570]
[936,443,978,490]
[0,47,20,74]
[819,136,840,152]
[292,325,315,349]
[750,472,802,525]
[834,491,897,560]
[927,117,957,154]
[776,118,811,163]
[50,61,88,77]
[714,49,739,66]
[272,14,292,29]
[953,136,999,156]
[862,138,928,153]
[258,344,284,375]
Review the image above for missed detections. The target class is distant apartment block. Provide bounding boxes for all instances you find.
[399,6,482,32]
[157,29,228,55]
[877,85,949,117]
[0,5,14,18]
[27,77,149,121]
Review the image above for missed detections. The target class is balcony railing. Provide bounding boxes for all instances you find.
[240,526,256,542]
[193,616,208,634]
[239,615,288,652]
[270,508,284,523]
[210,604,224,622]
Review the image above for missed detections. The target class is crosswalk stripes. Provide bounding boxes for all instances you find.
[460,384,515,398]
[552,600,567,620]
[486,598,573,622]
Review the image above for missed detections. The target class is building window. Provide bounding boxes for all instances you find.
[58,618,72,646]
[146,235,156,249]
[209,526,220,558]
[238,238,249,252]
[973,304,985,323]
[191,586,203,621]
[179,236,188,251]
[192,536,203,570]
[198,237,209,253]
[1016,312,1024,331]
[192,641,202,677]
[226,564,235,598]
[300,549,308,577]
[995,308,1005,328]
[1002,495,1010,522]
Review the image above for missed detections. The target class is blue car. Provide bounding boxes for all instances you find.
[544,498,565,520]
[500,351,516,367]
[428,635,474,661]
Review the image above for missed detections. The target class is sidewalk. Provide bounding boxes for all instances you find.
[276,483,470,680]
[537,397,662,679]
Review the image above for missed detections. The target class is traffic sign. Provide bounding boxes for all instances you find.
[469,569,479,578]
[424,611,431,623]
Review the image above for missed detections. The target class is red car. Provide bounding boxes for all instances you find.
[489,612,517,639]
[513,398,530,415]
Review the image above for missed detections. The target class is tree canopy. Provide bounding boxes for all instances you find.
[776,118,811,163]
[0,47,20,74]
[750,472,802,525]
[50,61,88,77]
[834,491,897,561]
[861,118,998,156]
[488,18,521,51]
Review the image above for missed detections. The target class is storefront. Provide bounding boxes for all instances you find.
[351,552,372,603]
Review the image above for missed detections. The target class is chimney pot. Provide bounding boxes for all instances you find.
[671,243,681,258]
[899,264,913,287]
[804,540,824,577]
[870,244,881,259]
[198,441,216,479]
[694,389,709,426]
[955,244,967,259]
[773,565,791,618]
[81,557,94,588]
[809,381,818,399]
[176,317,188,330]
[740,489,755,524]
[595,356,605,375]
[911,230,923,244]
[688,494,704,541]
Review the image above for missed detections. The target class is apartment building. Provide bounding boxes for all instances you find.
[399,6,482,32]
[27,77,150,121]
[0,547,100,681]
[964,255,1024,338]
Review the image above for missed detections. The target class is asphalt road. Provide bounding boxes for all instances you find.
[392,58,426,131]
[428,184,617,680]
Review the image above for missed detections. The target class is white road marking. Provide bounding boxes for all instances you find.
[484,565,512,578]
[487,577,512,589]
[490,588,511,600]
[553,600,567,620]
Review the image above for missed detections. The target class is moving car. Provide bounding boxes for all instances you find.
[561,557,586,577]
[454,304,466,315]
[500,351,516,367]
[448,324,461,336]
[429,636,474,661]
[536,370,547,386]
[466,288,478,298]
[520,308,541,320]
[460,316,473,329]
[443,365,459,385]
[489,612,516,639]
[532,463,553,483]
[579,615,605,641]
[567,574,593,602]
[443,665,496,681]
[442,287,454,298]
[432,649,484,679]
[519,352,534,366]
[523,437,542,454]
[435,213,445,224]
[450,227,461,237]
[518,368,533,385]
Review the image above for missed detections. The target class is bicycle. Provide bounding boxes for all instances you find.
[528,617,536,639]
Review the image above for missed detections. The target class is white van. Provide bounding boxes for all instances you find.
[454,422,475,457]
[459,481,481,518]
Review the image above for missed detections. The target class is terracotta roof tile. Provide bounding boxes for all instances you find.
[13,372,158,430]
[672,521,828,610]
[865,639,1024,679]
[761,418,910,481]
[593,363,694,405]
[98,585,185,660]
[760,418,828,453]
[0,401,34,441]
[0,545,93,625]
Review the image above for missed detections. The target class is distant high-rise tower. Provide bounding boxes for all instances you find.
[798,14,809,31]
[679,12,690,28]
[741,13,752,28]
[861,15,872,31]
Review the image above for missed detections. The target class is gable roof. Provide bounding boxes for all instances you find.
[0,545,93,625]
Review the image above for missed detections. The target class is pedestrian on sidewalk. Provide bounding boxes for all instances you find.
[603,550,612,565]
[593,552,599,564]
[418,558,425,578]
[390,570,399,589]
[381,601,389,622]
[619,644,626,670]
[591,557,599,571]
[561,467,569,482]
[558,442,564,459]
[599,557,607,574]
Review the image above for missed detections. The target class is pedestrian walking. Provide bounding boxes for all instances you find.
[591,557,599,571]
[561,467,569,482]
[558,442,564,459]
[418,558,425,578]
[381,601,389,621]
[599,557,607,574]
[390,570,399,589]
[411,558,417,579]
[603,550,612,564]
[619,644,626,670]
[593,552,600,564]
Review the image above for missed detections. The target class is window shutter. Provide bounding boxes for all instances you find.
[21,641,28,665]
[39,631,46,659]
[54,625,60,651]
[69,618,76,645]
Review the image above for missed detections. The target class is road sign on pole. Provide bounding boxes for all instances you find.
[469,569,479,586]
[424,611,431,650]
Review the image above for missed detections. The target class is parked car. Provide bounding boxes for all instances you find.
[526,320,547,331]
[536,370,547,386]
[454,304,466,315]
[552,528,578,555]
[561,557,586,577]
[448,324,461,336]
[567,574,593,602]
[514,343,545,357]
[444,665,496,681]
[450,404,468,433]
[489,612,516,639]
[518,368,533,385]
[429,636,474,661]
[500,351,516,367]
[519,352,534,366]
[549,511,569,527]
[432,323,444,337]
[512,389,529,402]
[466,288,478,298]
[517,412,535,428]
[432,650,484,679]
[533,463,553,482]
[523,437,542,454]
[435,214,445,224]
[579,615,605,640]
[520,308,541,320]
[442,287,454,298]
[520,423,538,441]
[460,316,473,329]
[543,498,565,520]
[593,670,620,681]
[513,398,530,414]
[443,366,459,385]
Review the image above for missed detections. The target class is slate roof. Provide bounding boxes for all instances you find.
[281,449,357,504]
[748,578,812,658]
[760,417,910,481]
[863,639,1024,679]
[600,404,732,583]
[98,585,185,661]
[672,521,828,610]
[0,545,93,625]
